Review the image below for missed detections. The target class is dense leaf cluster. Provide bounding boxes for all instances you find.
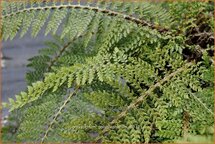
[2,0,214,143]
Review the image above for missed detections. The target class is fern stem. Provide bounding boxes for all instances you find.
[41,86,80,143]
[95,62,194,142]
[47,32,95,71]
[47,39,74,71]
[182,110,190,140]
[2,4,168,33]
[188,90,214,116]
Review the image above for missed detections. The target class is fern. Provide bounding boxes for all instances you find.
[2,1,214,143]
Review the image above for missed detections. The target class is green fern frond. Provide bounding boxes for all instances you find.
[2,1,214,143]
[2,0,171,40]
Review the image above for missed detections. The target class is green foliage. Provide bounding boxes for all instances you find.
[175,134,214,143]
[2,0,214,143]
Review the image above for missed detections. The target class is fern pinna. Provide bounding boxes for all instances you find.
[1,0,214,143]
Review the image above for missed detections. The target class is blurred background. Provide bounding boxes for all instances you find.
[2,31,51,118]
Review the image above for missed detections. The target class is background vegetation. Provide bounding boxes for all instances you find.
[1,0,214,143]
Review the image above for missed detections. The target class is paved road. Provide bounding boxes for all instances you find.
[2,32,51,117]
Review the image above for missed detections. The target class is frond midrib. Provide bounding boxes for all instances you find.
[2,3,168,33]
[95,61,195,141]
[41,86,80,143]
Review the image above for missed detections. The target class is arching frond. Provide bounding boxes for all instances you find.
[2,1,214,143]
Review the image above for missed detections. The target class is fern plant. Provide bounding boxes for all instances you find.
[1,0,214,143]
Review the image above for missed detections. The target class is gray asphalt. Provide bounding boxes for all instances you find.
[2,32,51,117]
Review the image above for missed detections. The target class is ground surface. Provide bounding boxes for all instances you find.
[2,32,50,117]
